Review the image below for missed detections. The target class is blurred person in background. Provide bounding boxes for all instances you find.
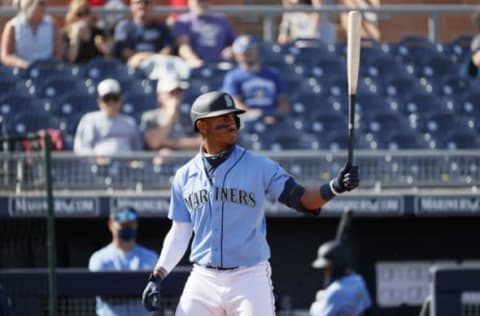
[73,78,143,155]
[96,0,128,38]
[62,0,111,64]
[222,35,291,121]
[113,0,174,69]
[172,0,237,68]
[278,0,337,45]
[310,240,372,316]
[339,0,380,41]
[89,207,158,316]
[141,74,202,150]
[0,0,62,69]
[467,9,480,78]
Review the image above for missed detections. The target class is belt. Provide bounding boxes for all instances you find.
[204,265,239,271]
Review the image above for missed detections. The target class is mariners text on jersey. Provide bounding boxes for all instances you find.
[184,186,257,212]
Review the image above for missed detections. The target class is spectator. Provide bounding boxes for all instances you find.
[89,206,158,316]
[62,0,111,64]
[97,0,128,39]
[141,74,202,150]
[73,78,143,155]
[468,9,480,78]
[310,240,372,316]
[339,0,380,41]
[113,0,173,69]
[278,0,337,45]
[0,0,62,69]
[222,35,291,120]
[172,0,237,68]
[166,0,188,26]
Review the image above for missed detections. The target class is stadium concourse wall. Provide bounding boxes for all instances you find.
[2,190,480,315]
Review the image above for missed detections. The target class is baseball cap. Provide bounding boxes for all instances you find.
[232,35,258,55]
[97,78,121,97]
[110,207,138,222]
[311,240,351,269]
[156,75,190,93]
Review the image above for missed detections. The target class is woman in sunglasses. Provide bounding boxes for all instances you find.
[1,0,62,69]
[63,0,111,63]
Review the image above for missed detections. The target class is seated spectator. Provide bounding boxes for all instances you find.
[222,35,291,120]
[278,0,337,45]
[141,74,201,150]
[73,78,143,155]
[0,0,62,69]
[62,0,111,64]
[166,0,188,26]
[89,206,158,316]
[339,0,380,41]
[96,0,128,39]
[113,0,173,69]
[469,9,480,78]
[172,0,237,68]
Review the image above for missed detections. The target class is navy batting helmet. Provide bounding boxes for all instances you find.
[312,240,351,269]
[190,91,245,132]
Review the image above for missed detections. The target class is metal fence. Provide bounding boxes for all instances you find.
[1,150,479,193]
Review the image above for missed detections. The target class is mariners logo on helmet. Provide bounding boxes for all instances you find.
[191,91,245,132]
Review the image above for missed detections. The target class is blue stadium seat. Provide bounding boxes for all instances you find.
[122,92,158,122]
[30,75,89,100]
[392,35,444,64]
[382,76,426,100]
[0,93,48,119]
[79,57,131,84]
[384,130,430,150]
[444,35,473,64]
[50,93,97,118]
[18,58,76,80]
[402,93,450,117]
[7,111,60,136]
[440,75,472,99]
[444,130,479,149]
[366,55,410,81]
[291,92,336,118]
[458,93,480,120]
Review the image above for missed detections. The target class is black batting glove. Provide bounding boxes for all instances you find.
[332,163,360,193]
[142,273,162,311]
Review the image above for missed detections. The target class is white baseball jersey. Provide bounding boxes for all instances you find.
[169,145,290,268]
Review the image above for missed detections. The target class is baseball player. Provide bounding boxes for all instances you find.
[310,240,372,316]
[142,91,360,315]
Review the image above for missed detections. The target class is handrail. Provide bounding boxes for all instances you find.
[0,4,477,42]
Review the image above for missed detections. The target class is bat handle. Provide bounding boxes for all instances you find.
[347,93,356,167]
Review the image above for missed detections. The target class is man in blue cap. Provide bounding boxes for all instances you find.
[222,35,291,120]
[89,206,158,316]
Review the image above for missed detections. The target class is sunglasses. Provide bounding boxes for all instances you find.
[113,209,137,222]
[76,7,91,17]
[134,0,151,5]
[101,94,121,103]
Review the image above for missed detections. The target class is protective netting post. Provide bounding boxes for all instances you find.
[43,133,58,316]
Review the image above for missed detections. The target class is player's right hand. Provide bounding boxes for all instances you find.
[142,273,162,311]
[332,163,360,193]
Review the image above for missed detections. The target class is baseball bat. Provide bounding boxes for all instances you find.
[335,208,354,243]
[346,11,362,167]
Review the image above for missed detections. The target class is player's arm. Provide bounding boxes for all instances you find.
[279,164,359,214]
[176,35,203,68]
[152,220,193,278]
[143,220,192,311]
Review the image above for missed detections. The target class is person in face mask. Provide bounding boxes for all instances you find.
[88,207,158,316]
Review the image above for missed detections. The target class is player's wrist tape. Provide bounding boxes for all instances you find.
[153,267,167,279]
[320,181,337,201]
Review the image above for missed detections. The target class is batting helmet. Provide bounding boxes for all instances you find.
[191,91,245,132]
[312,240,351,269]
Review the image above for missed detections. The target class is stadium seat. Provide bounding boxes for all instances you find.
[440,75,472,98]
[384,130,430,150]
[7,111,60,136]
[445,34,473,64]
[291,92,337,118]
[444,130,479,149]
[30,75,89,100]
[366,55,410,81]
[392,35,444,64]
[0,93,48,120]
[79,57,131,84]
[122,92,158,122]
[18,58,76,80]
[49,93,98,118]
[402,93,450,117]
[382,76,426,100]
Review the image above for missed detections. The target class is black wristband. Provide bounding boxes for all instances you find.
[320,182,336,201]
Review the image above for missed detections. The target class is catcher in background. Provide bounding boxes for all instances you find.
[310,240,372,316]
[142,91,360,315]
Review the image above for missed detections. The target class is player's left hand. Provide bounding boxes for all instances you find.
[142,273,162,311]
[332,163,360,193]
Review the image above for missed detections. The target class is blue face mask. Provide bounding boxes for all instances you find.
[118,227,136,242]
